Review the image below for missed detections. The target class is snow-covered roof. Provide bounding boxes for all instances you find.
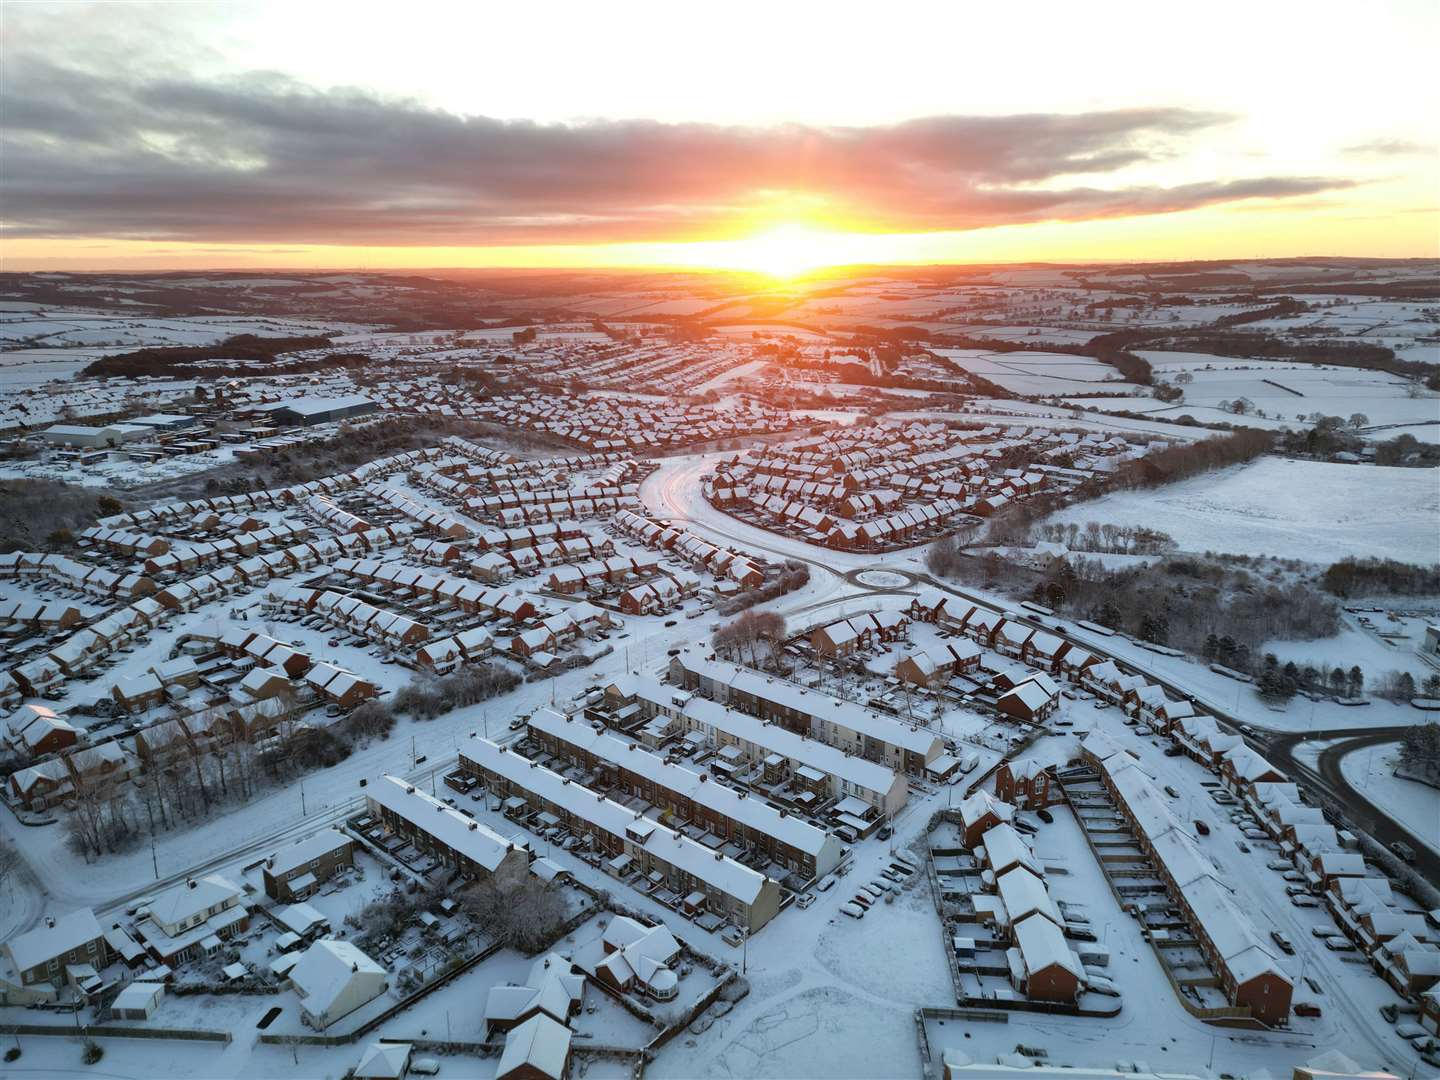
[980,822,1039,877]
[996,866,1061,927]
[353,1041,412,1079]
[464,738,769,905]
[1013,911,1083,980]
[368,775,517,872]
[290,938,385,1021]
[672,651,941,759]
[266,827,351,879]
[4,908,103,973]
[109,981,164,1013]
[147,874,242,930]
[676,693,902,800]
[959,791,1014,830]
[497,1012,571,1080]
[528,708,839,859]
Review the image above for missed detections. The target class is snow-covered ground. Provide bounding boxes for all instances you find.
[935,347,1144,397]
[1136,351,1440,433]
[1338,741,1440,857]
[1262,609,1440,689]
[1043,457,1440,565]
[1,404,1437,1077]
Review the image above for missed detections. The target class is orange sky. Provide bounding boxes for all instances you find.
[2,1,1436,273]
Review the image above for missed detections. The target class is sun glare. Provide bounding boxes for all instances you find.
[725,224,838,279]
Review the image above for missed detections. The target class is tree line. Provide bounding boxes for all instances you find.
[62,700,391,860]
[81,333,337,379]
[929,543,1340,670]
[1111,427,1273,488]
[391,663,522,721]
[1320,557,1440,598]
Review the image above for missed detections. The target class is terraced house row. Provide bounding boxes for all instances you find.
[1080,732,1293,1025]
[603,673,909,819]
[524,705,844,882]
[458,736,783,933]
[666,649,944,776]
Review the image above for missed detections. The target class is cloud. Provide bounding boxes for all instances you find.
[1342,138,1429,158]
[0,53,1357,247]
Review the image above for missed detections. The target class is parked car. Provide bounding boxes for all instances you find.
[1193,820,1210,836]
[1164,785,1180,799]
[1270,930,1294,954]
[1267,860,1292,872]
[1392,841,1417,863]
[796,893,816,909]
[1291,895,1319,908]
[1324,936,1357,952]
[1284,884,1310,897]
[840,902,865,919]
[1036,809,1054,824]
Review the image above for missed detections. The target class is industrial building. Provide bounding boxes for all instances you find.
[254,395,379,427]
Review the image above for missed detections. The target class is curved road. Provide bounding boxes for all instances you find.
[1267,727,1440,882]
[640,454,1440,893]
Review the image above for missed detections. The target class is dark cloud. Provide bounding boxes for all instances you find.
[0,55,1356,246]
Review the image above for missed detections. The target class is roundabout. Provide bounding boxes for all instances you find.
[853,568,914,589]
[846,566,919,591]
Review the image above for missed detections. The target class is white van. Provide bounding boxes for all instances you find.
[960,751,980,775]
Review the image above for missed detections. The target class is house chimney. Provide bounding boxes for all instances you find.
[187,878,197,889]
[44,916,55,929]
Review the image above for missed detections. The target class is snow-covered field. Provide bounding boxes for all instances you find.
[1263,611,1440,688]
[1044,457,1440,565]
[935,347,1143,396]
[0,311,356,349]
[1137,351,1440,433]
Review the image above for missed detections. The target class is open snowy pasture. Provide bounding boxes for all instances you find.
[935,348,1143,396]
[1137,351,1440,431]
[1043,457,1440,565]
[1241,298,1440,346]
[937,324,1107,346]
[0,311,358,350]
[0,346,112,384]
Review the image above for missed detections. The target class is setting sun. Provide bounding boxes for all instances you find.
[726,225,835,278]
